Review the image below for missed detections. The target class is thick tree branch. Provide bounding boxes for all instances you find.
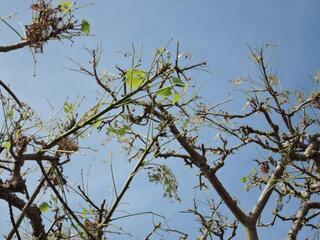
[250,156,288,221]
[0,41,31,53]
[6,176,47,240]
[152,106,250,226]
[287,201,320,240]
[0,188,46,240]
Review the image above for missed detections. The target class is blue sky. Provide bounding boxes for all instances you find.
[0,0,320,239]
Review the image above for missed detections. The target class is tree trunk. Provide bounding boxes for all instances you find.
[244,225,259,240]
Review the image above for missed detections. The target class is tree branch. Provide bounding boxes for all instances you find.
[287,201,320,240]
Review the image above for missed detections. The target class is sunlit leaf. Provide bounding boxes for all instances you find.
[58,1,72,13]
[2,141,11,149]
[81,19,90,35]
[157,47,164,55]
[171,93,180,105]
[125,69,146,89]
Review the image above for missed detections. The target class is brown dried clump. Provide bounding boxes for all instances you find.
[260,162,270,174]
[26,1,77,52]
[57,137,79,155]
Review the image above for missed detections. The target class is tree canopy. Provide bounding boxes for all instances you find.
[0,1,320,240]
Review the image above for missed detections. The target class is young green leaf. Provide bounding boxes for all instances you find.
[157,86,172,97]
[157,47,164,55]
[125,69,146,89]
[63,101,74,113]
[2,141,11,149]
[171,92,181,105]
[39,202,50,213]
[81,208,88,218]
[240,176,247,183]
[81,20,90,35]
[58,1,72,13]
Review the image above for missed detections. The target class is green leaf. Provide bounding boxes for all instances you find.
[63,101,74,113]
[81,20,90,35]
[58,1,72,13]
[39,202,50,213]
[157,86,172,97]
[81,208,88,218]
[157,48,164,55]
[125,69,146,89]
[107,125,129,137]
[172,77,185,87]
[240,176,247,183]
[171,93,180,105]
[2,141,11,149]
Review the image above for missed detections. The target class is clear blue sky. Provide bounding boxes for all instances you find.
[0,0,319,239]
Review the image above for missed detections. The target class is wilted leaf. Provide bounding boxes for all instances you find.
[178,51,192,59]
[230,78,243,86]
[148,164,180,201]
[268,75,279,86]
[279,90,290,104]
